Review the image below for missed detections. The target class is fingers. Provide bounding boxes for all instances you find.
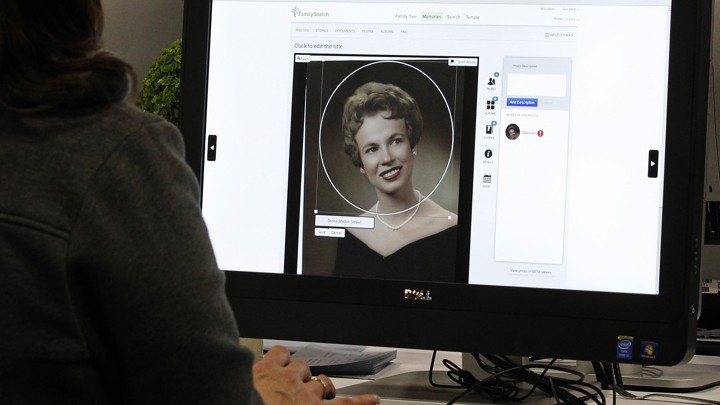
[328,393,382,405]
[258,345,291,366]
[253,346,380,404]
[252,345,291,377]
[311,374,380,405]
[255,345,312,381]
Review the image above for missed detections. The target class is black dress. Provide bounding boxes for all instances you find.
[333,226,458,282]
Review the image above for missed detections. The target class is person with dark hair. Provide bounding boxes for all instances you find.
[333,82,458,281]
[0,1,379,404]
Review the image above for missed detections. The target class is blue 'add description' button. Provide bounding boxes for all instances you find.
[506,98,538,107]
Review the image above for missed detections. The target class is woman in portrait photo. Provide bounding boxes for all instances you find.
[332,82,458,281]
[506,123,520,140]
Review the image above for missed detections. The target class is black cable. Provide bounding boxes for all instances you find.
[513,358,557,401]
[611,362,624,390]
[523,363,605,405]
[607,362,617,405]
[428,352,606,405]
[591,361,610,389]
[445,364,529,405]
[428,350,477,390]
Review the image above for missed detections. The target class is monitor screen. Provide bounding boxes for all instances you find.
[179,0,711,366]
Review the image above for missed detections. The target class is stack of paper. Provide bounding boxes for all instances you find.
[291,344,397,376]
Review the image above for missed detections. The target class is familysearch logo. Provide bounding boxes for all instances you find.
[291,6,330,18]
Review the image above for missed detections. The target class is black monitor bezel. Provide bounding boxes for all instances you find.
[179,0,710,365]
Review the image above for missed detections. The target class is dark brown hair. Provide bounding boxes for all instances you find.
[0,0,137,114]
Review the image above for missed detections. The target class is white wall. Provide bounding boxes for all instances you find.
[102,0,184,84]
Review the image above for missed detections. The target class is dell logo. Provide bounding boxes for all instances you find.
[404,289,432,301]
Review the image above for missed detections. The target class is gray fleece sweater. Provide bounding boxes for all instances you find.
[0,103,262,404]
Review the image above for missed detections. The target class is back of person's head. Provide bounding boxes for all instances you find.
[0,0,136,115]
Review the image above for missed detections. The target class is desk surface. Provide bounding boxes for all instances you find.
[333,349,720,404]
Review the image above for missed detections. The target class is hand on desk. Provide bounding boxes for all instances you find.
[254,346,381,404]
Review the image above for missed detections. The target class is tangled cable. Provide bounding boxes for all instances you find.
[427,351,605,405]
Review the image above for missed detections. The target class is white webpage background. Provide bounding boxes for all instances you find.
[202,1,669,295]
[564,6,668,294]
[468,6,668,294]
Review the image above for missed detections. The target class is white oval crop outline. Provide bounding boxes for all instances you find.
[318,60,455,216]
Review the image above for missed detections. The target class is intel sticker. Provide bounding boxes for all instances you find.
[616,336,634,360]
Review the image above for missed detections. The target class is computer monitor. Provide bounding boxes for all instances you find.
[179,0,710,370]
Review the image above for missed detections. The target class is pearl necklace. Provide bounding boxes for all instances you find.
[375,190,421,231]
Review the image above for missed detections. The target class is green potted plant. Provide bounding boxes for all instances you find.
[137,39,182,126]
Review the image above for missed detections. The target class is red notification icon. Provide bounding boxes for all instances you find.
[537,130,544,137]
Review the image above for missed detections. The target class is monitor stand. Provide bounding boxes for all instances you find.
[337,370,491,405]
[337,354,720,404]
[604,361,720,392]
[459,353,720,393]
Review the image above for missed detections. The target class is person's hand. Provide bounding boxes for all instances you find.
[253,346,381,404]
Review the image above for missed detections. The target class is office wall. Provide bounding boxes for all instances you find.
[102,0,184,85]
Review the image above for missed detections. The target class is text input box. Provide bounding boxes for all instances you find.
[315,215,374,229]
[507,73,567,97]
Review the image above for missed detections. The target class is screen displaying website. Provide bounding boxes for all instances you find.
[201,0,671,294]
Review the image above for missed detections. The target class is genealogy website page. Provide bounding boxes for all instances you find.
[202,0,671,294]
